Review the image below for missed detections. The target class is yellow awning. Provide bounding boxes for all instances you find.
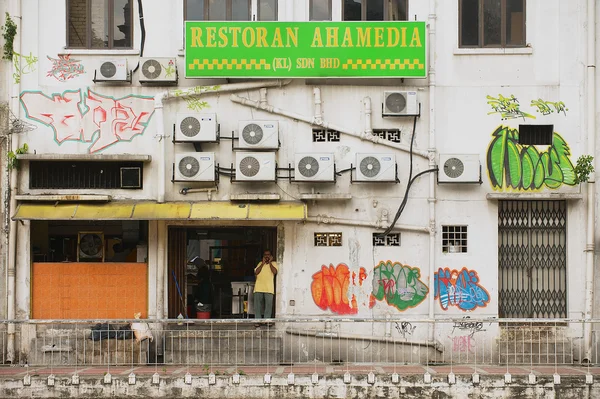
[12,201,307,221]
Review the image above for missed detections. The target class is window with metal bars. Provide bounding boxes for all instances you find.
[442,225,468,253]
[372,128,401,143]
[373,233,400,246]
[29,161,144,190]
[314,232,343,247]
[312,128,340,142]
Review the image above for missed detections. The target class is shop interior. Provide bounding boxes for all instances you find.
[168,227,277,319]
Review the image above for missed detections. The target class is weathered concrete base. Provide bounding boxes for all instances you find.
[0,375,597,398]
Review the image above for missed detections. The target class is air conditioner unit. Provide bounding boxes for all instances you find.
[139,57,177,83]
[355,153,396,182]
[174,152,216,182]
[438,154,481,184]
[238,121,279,149]
[383,91,419,116]
[175,113,217,142]
[294,153,335,182]
[97,59,128,81]
[235,152,276,182]
[78,232,104,261]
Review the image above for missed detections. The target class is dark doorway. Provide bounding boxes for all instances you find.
[167,226,277,319]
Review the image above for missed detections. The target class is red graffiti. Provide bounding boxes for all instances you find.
[20,88,155,153]
[311,264,358,315]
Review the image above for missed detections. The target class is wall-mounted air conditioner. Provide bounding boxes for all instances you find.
[238,121,279,149]
[96,59,129,81]
[438,154,481,184]
[174,113,218,142]
[139,57,178,83]
[174,152,216,182]
[354,153,397,182]
[294,153,335,182]
[235,152,276,182]
[383,91,419,116]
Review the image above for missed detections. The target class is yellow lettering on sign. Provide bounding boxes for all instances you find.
[311,27,324,47]
[229,27,241,47]
[272,27,283,47]
[256,27,268,47]
[387,28,400,47]
[206,27,216,47]
[191,27,203,47]
[242,27,256,47]
[401,27,407,47]
[374,27,384,47]
[218,27,228,47]
[326,27,339,47]
[357,27,371,47]
[410,27,422,47]
[341,27,353,47]
[286,27,299,47]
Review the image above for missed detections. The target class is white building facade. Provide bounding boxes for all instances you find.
[1,0,598,362]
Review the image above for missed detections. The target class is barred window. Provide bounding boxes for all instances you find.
[312,128,340,142]
[442,226,468,253]
[373,233,401,246]
[314,232,343,247]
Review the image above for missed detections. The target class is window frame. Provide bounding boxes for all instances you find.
[184,0,253,21]
[458,0,527,48]
[257,0,278,21]
[342,0,408,21]
[309,0,332,21]
[66,0,134,49]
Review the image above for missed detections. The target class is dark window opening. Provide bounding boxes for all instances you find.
[519,125,553,145]
[29,161,144,190]
[310,0,332,20]
[459,0,526,48]
[67,0,133,49]
[442,225,468,253]
[343,0,407,21]
[185,0,252,21]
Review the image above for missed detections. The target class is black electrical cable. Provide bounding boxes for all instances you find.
[132,0,146,74]
[335,167,355,175]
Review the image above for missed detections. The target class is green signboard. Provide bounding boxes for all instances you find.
[185,21,427,79]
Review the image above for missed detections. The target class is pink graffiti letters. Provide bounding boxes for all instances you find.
[47,55,85,82]
[434,267,490,311]
[20,89,155,153]
[450,335,475,353]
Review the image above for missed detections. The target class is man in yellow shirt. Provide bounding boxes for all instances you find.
[254,250,277,319]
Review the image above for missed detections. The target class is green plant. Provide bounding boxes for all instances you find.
[2,13,17,61]
[7,143,28,170]
[574,155,595,184]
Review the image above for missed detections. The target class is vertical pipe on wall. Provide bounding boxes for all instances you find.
[313,87,323,125]
[6,0,22,363]
[583,0,596,362]
[364,97,372,135]
[154,94,167,204]
[427,0,437,343]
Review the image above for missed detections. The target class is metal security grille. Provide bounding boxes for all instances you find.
[498,200,567,318]
[29,161,144,189]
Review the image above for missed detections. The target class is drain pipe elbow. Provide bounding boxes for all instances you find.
[364,97,373,135]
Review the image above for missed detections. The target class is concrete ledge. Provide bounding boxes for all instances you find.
[15,195,112,202]
[0,373,597,398]
[16,154,152,162]
[487,193,583,200]
[300,193,352,201]
[230,193,281,201]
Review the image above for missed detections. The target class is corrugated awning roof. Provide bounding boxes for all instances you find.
[12,201,307,221]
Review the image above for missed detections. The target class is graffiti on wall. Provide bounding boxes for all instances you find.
[487,94,569,120]
[311,264,366,315]
[47,55,85,82]
[12,51,38,84]
[20,88,155,153]
[370,261,428,311]
[434,267,490,311]
[171,85,220,112]
[450,335,475,353]
[487,126,576,191]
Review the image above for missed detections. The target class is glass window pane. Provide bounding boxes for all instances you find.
[344,0,362,21]
[366,0,384,21]
[389,0,407,21]
[186,0,205,20]
[460,0,479,46]
[506,0,525,46]
[68,0,87,47]
[232,0,250,20]
[310,0,331,21]
[259,0,277,21]
[113,0,131,48]
[90,0,109,48]
[483,0,501,46]
[208,0,226,20]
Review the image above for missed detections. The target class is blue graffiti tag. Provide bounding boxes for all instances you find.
[434,267,490,311]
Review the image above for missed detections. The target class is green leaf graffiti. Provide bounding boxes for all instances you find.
[371,261,428,311]
[486,126,576,191]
